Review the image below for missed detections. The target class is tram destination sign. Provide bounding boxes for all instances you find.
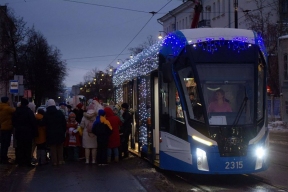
[10,80,19,94]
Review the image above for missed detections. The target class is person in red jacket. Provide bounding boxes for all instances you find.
[104,107,122,163]
[64,112,81,161]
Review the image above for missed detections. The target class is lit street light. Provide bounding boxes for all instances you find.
[158,31,168,39]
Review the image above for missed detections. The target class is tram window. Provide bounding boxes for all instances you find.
[197,64,254,125]
[257,57,265,120]
[177,67,204,122]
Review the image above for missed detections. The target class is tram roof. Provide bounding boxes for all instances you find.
[113,28,265,87]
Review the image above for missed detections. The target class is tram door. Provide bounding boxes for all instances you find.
[153,77,160,160]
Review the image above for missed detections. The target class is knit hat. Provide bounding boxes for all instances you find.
[1,96,9,103]
[21,98,29,106]
[69,112,76,118]
[121,103,129,109]
[59,102,67,106]
[76,103,83,109]
[98,109,105,116]
[46,99,56,107]
[93,97,99,102]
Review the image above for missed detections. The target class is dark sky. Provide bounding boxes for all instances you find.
[2,0,183,87]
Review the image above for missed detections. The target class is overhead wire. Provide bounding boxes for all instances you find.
[107,0,173,67]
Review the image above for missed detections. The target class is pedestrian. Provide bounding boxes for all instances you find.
[64,112,81,161]
[72,103,85,124]
[120,103,132,158]
[43,99,66,166]
[79,104,97,164]
[59,102,68,119]
[35,108,48,165]
[0,96,16,164]
[92,109,112,165]
[12,98,37,167]
[104,107,122,163]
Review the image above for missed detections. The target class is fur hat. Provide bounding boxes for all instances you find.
[46,99,56,107]
[1,96,9,103]
[121,103,129,109]
[21,98,29,106]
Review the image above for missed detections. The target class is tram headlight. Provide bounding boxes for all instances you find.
[196,148,206,158]
[196,148,209,171]
[256,146,265,159]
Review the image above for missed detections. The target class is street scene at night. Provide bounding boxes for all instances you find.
[1,0,288,191]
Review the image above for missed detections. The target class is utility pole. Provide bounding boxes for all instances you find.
[234,0,238,28]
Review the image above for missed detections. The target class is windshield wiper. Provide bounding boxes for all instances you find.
[232,96,248,126]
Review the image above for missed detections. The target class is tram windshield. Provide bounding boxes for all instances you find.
[197,64,255,125]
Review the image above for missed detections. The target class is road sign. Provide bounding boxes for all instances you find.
[10,80,18,94]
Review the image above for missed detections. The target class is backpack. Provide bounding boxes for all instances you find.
[86,120,94,133]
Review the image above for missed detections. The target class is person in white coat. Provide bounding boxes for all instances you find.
[80,104,97,164]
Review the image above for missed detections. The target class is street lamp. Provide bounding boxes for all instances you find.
[158,31,168,39]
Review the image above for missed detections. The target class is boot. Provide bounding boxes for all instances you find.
[36,150,41,165]
[91,148,96,164]
[114,156,119,162]
[107,157,111,163]
[85,148,90,164]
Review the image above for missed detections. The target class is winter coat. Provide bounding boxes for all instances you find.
[0,102,15,131]
[43,106,66,145]
[12,106,37,141]
[104,107,122,148]
[80,110,97,148]
[92,115,112,145]
[121,109,132,135]
[64,121,81,147]
[35,113,46,145]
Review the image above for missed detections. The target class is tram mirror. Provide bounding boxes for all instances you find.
[161,62,173,83]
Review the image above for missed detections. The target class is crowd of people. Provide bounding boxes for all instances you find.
[0,96,133,167]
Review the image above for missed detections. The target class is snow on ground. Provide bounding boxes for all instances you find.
[268,119,288,132]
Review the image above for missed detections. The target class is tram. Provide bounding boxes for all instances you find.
[113,28,269,174]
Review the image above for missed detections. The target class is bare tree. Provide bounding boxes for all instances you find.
[243,0,288,96]
[18,29,67,106]
[128,35,157,55]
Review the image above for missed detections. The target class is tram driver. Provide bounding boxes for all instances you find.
[207,89,232,113]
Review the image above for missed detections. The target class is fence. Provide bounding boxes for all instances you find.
[267,98,281,118]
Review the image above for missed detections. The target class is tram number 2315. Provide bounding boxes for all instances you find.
[225,161,243,169]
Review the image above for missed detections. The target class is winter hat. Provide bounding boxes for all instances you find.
[1,96,9,103]
[121,103,129,109]
[46,99,56,107]
[59,102,67,107]
[66,105,72,109]
[98,109,105,116]
[93,97,99,102]
[21,98,29,106]
[76,103,83,109]
[17,102,21,107]
[37,109,45,115]
[69,112,76,118]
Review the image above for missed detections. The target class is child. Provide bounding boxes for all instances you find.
[92,109,112,165]
[64,112,81,161]
[35,109,47,165]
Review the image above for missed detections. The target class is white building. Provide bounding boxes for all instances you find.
[158,0,278,32]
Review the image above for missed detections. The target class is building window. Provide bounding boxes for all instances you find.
[206,6,211,20]
[284,54,288,80]
[217,0,220,16]
[222,0,225,15]
[213,2,216,18]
